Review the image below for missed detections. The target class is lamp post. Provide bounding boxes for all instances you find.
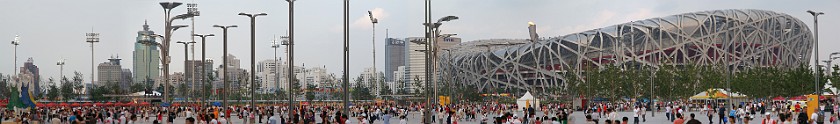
[238,12,268,110]
[368,10,379,98]
[285,0,297,117]
[159,2,195,103]
[424,15,458,112]
[177,40,196,101]
[187,3,200,103]
[57,58,66,82]
[11,35,20,79]
[807,10,824,103]
[343,0,350,114]
[86,32,100,89]
[271,36,286,105]
[213,24,237,112]
[193,33,215,104]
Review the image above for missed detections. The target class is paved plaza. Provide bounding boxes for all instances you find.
[108,110,833,124]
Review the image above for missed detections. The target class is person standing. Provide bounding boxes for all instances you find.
[633,107,640,124]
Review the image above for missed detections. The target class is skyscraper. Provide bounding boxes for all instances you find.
[97,56,124,87]
[133,21,160,89]
[384,38,405,82]
[405,37,461,92]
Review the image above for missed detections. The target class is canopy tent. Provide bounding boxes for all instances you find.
[772,96,786,101]
[689,88,747,100]
[516,91,540,111]
[823,80,837,96]
[129,91,162,96]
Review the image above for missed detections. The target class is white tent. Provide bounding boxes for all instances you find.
[516,91,540,111]
[129,91,161,96]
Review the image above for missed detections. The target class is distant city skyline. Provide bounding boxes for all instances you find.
[1,0,838,83]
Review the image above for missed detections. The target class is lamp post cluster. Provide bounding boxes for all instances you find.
[807,10,824,107]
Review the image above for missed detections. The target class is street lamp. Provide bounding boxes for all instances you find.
[343,0,351,114]
[807,10,824,103]
[421,15,458,115]
[11,35,20,79]
[193,33,215,104]
[271,35,287,105]
[213,24,237,113]
[57,58,66,82]
[238,12,268,110]
[176,40,196,101]
[159,1,195,103]
[368,10,380,98]
[86,32,100,89]
[285,0,297,117]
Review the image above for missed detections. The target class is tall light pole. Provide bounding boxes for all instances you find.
[86,32,100,89]
[213,25,237,111]
[271,36,285,105]
[425,15,458,112]
[238,12,268,110]
[187,3,200,103]
[285,0,297,117]
[57,58,66,81]
[342,0,350,114]
[193,33,215,104]
[368,10,379,98]
[160,2,195,103]
[808,10,824,102]
[11,35,20,79]
[527,21,541,101]
[177,41,196,101]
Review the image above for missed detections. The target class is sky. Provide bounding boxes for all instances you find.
[1,0,839,83]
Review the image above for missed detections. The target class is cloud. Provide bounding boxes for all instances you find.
[351,8,388,29]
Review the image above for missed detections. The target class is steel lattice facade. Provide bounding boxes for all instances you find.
[441,9,813,95]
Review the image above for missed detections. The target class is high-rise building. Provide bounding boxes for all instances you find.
[185,60,213,94]
[18,58,40,96]
[98,55,124,86]
[257,59,286,94]
[133,21,160,88]
[404,37,461,92]
[361,67,381,96]
[384,38,405,82]
[215,54,243,93]
[120,69,132,91]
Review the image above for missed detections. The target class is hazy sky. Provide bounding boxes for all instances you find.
[1,0,838,83]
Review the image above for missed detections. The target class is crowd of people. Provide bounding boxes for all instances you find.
[0,102,580,124]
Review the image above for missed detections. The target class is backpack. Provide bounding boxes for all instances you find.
[818,112,825,122]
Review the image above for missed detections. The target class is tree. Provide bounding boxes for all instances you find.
[352,75,373,100]
[59,77,74,102]
[305,84,316,102]
[130,83,145,93]
[177,82,188,98]
[46,78,59,101]
[72,72,85,99]
[413,76,423,96]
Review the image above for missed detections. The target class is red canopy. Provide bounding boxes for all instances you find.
[772,96,786,101]
[790,96,807,101]
[70,103,81,107]
[36,104,45,107]
[140,102,150,106]
[94,102,104,107]
[105,102,114,106]
[121,102,132,107]
[59,103,69,107]
[82,102,93,107]
[172,103,181,107]
[0,103,6,107]
[47,103,58,107]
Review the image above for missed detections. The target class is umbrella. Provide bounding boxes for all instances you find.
[59,103,69,107]
[172,103,181,107]
[70,103,80,107]
[36,104,45,107]
[95,102,104,107]
[105,102,114,106]
[772,96,786,101]
[121,102,132,107]
[82,102,93,107]
[140,102,150,106]
[790,96,807,101]
[47,103,57,107]
[212,102,222,107]
[0,103,6,107]
[161,103,171,107]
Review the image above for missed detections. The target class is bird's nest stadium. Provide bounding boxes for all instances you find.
[441,9,813,96]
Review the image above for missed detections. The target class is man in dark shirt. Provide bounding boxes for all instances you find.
[718,105,726,124]
[687,113,702,124]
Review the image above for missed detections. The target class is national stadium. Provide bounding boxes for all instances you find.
[441,9,813,96]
